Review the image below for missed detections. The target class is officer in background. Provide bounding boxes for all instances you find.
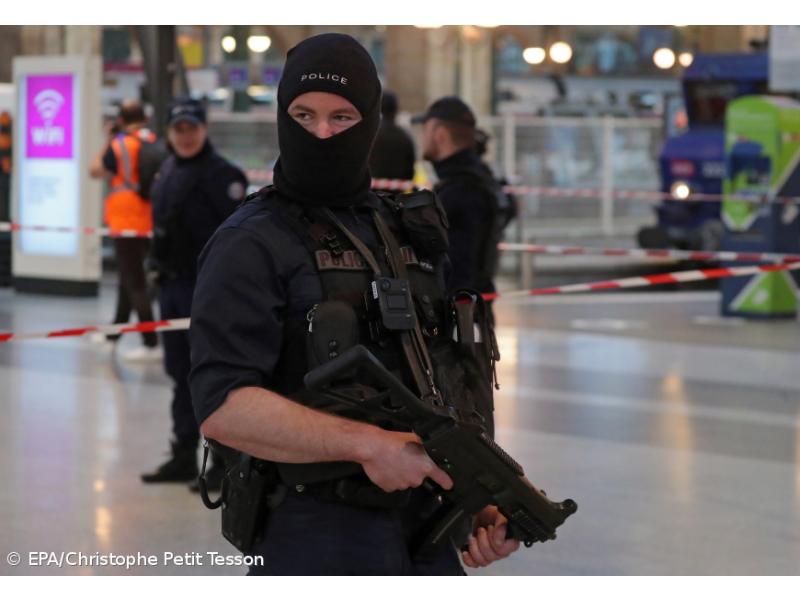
[89,100,161,360]
[368,90,416,183]
[141,98,247,487]
[413,97,505,297]
[0,111,11,287]
[189,33,518,575]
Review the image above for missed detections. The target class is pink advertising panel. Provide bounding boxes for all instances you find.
[25,74,74,159]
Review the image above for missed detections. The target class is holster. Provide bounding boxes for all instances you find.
[200,440,283,555]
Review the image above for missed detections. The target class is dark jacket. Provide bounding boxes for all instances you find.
[150,142,248,281]
[433,148,498,294]
[369,119,416,181]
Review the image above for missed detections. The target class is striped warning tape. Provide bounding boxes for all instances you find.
[1,181,794,239]
[498,243,800,265]
[498,185,787,205]
[243,170,798,205]
[4,221,799,267]
[0,318,190,344]
[3,263,798,343]
[0,222,152,238]
[483,261,800,301]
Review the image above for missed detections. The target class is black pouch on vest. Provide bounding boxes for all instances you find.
[220,453,281,554]
[389,189,449,257]
[306,300,360,370]
[449,289,500,368]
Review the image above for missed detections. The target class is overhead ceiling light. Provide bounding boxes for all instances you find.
[247,35,272,53]
[221,36,236,54]
[549,41,573,64]
[653,48,676,69]
[523,47,546,65]
[678,52,694,67]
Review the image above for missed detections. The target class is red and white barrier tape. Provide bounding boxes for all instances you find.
[1,178,793,238]
[499,185,790,205]
[0,318,189,344]
[498,242,800,265]
[0,222,152,238]
[243,169,799,205]
[4,221,799,268]
[4,263,799,343]
[484,261,800,301]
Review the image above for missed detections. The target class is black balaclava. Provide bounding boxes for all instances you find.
[273,33,382,207]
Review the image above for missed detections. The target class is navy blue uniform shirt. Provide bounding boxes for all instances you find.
[150,141,247,280]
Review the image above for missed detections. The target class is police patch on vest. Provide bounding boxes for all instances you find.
[315,250,368,271]
[315,247,429,272]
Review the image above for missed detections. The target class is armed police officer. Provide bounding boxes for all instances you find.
[141,98,248,488]
[189,34,520,575]
[414,97,514,300]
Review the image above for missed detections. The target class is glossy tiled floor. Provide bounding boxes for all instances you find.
[1,280,799,575]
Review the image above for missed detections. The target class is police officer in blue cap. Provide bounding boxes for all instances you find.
[141,98,248,488]
[414,97,511,301]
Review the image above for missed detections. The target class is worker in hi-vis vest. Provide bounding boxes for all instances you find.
[89,100,164,361]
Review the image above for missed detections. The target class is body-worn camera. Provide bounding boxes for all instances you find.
[371,277,416,331]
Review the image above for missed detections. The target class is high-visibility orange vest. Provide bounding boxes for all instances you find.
[104,129,155,234]
[0,111,11,175]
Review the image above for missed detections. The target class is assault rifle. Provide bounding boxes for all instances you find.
[304,345,577,552]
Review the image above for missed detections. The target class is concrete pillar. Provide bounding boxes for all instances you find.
[208,25,225,67]
[64,26,101,56]
[384,26,494,116]
[425,27,458,107]
[384,26,430,114]
[458,26,493,116]
[138,26,178,136]
[0,26,22,82]
[20,25,63,55]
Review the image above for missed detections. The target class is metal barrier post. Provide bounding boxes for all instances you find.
[521,238,535,291]
[601,116,615,237]
[502,113,526,283]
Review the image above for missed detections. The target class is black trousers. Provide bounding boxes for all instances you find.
[158,278,199,448]
[110,238,158,347]
[247,490,465,576]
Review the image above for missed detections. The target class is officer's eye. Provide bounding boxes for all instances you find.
[290,108,314,122]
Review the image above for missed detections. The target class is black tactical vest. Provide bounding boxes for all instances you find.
[250,186,499,487]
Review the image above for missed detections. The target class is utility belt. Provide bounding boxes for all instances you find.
[199,442,413,555]
[289,475,413,510]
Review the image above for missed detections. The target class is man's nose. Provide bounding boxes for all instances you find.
[314,120,334,139]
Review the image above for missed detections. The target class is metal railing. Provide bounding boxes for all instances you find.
[208,112,664,242]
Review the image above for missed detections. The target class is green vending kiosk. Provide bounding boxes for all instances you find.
[720,96,800,318]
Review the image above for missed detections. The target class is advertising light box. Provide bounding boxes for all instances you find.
[19,73,80,256]
[12,56,102,295]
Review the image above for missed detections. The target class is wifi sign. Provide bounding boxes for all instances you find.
[34,89,65,125]
[26,74,73,159]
